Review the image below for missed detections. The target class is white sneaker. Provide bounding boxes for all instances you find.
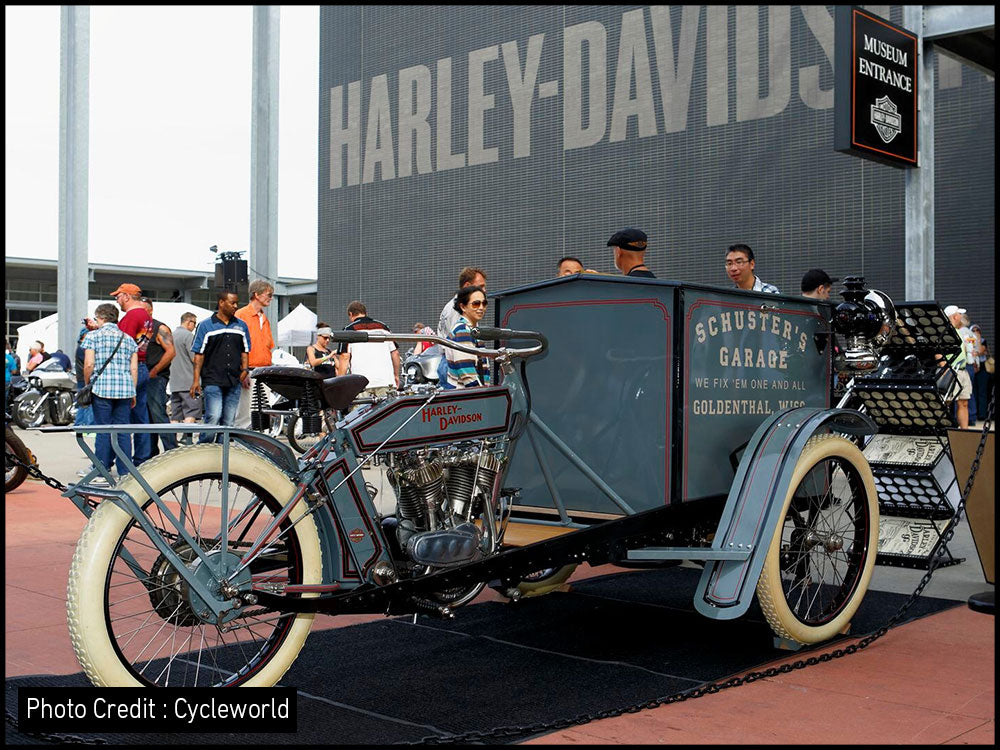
[77,465,96,477]
[88,475,111,487]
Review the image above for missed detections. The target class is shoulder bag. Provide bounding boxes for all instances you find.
[77,332,126,407]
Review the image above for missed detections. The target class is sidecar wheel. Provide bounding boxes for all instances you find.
[756,435,878,645]
[516,564,578,598]
[67,444,323,687]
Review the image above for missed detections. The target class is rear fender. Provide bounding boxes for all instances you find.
[693,407,877,620]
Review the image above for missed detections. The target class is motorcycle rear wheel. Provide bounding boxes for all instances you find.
[14,393,47,429]
[516,564,578,598]
[5,425,32,492]
[67,444,323,687]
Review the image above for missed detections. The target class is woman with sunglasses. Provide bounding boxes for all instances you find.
[306,327,339,377]
[446,285,491,389]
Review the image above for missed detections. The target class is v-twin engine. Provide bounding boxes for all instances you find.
[389,443,504,568]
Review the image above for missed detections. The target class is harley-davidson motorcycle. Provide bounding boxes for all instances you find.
[57,277,944,688]
[13,358,78,428]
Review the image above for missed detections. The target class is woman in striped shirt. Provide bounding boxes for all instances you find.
[446,285,490,389]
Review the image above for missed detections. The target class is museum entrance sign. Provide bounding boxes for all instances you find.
[835,6,919,168]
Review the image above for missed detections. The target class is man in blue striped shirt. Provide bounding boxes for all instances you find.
[190,290,251,443]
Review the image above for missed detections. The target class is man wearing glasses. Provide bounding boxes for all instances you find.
[726,244,779,294]
[235,279,275,429]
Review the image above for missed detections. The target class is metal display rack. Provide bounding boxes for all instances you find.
[852,303,966,570]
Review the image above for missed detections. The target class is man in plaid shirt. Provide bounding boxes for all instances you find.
[82,303,139,482]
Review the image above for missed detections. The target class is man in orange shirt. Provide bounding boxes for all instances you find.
[234,279,275,429]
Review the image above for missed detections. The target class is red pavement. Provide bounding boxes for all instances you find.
[6,479,995,745]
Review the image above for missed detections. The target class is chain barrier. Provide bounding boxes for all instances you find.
[7,449,70,494]
[414,401,995,745]
[3,402,993,745]
[5,446,101,744]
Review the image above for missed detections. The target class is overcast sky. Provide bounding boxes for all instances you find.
[5,5,319,280]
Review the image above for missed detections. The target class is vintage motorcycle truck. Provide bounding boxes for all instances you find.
[61,274,930,687]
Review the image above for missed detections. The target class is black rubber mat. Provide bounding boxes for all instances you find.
[5,567,961,745]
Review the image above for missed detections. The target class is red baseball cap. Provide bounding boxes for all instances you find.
[110,283,142,297]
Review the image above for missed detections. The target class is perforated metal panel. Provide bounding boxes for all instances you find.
[853,381,956,434]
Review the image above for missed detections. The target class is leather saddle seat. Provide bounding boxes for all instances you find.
[251,366,370,412]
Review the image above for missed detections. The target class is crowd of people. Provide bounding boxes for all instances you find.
[4,226,994,483]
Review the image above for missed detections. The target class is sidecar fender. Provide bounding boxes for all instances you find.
[693,406,877,620]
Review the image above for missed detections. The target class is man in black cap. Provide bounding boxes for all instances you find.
[607,227,655,278]
[801,269,838,300]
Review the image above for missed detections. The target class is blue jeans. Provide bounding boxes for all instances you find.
[199,384,241,443]
[74,381,94,427]
[129,363,151,464]
[436,354,455,390]
[92,395,132,476]
[973,367,991,421]
[146,374,176,453]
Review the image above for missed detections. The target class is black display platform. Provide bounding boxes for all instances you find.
[6,567,961,745]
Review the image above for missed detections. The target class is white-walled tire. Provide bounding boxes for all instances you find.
[67,443,323,687]
[516,564,578,598]
[756,434,879,645]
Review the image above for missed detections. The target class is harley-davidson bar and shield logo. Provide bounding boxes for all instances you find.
[870,95,902,144]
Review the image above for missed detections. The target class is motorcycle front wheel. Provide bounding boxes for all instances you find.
[403,363,424,385]
[14,393,47,429]
[67,444,323,687]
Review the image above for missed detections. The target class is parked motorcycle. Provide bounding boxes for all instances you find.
[13,358,78,428]
[402,344,443,385]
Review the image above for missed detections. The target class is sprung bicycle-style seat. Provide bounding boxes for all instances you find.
[251,366,369,411]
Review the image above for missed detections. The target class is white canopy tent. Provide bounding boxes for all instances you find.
[276,303,318,347]
[14,300,214,364]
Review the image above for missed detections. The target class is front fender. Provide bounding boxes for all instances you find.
[693,406,877,620]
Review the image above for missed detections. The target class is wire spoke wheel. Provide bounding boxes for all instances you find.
[67,444,322,687]
[757,435,878,644]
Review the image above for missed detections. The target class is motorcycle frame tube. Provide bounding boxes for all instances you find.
[313,440,392,585]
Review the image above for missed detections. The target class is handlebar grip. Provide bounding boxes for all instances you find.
[471,327,548,351]
[329,330,368,343]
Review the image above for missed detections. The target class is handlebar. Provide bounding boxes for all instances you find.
[326,328,547,360]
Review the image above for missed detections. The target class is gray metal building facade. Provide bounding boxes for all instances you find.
[318,5,994,343]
